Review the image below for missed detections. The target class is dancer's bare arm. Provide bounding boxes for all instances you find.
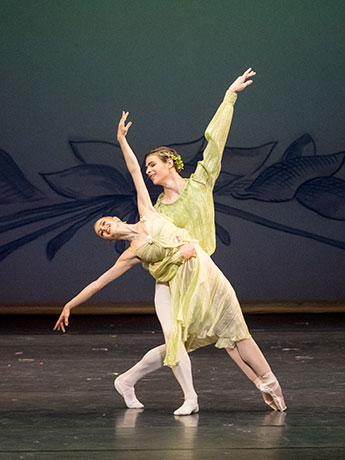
[54,249,141,332]
[117,112,156,218]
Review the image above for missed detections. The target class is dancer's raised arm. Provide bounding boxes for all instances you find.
[117,112,155,217]
[54,248,140,332]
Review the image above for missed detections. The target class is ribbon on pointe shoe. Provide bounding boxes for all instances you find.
[259,372,287,412]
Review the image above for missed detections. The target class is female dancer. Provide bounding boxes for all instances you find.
[54,110,286,414]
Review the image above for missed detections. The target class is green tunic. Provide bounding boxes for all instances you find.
[130,216,251,367]
[154,90,237,256]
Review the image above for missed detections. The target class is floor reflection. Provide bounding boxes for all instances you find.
[174,413,199,427]
[262,410,287,426]
[114,409,200,459]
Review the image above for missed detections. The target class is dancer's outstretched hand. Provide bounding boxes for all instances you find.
[117,111,132,142]
[53,306,71,333]
[229,68,256,93]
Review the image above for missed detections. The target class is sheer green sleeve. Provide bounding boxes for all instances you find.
[192,90,237,188]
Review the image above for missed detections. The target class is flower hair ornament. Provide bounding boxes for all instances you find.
[170,153,184,172]
[159,151,184,172]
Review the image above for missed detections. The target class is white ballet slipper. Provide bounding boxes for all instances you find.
[173,399,199,416]
[114,376,144,409]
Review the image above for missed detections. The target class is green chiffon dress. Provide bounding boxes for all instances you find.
[130,215,251,367]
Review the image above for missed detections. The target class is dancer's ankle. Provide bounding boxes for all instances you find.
[253,377,262,389]
[261,370,275,382]
[118,373,136,388]
[184,394,198,402]
[114,376,144,409]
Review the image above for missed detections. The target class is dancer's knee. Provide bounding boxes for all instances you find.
[141,345,166,368]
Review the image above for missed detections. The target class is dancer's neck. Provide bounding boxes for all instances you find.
[160,175,186,204]
[116,223,141,242]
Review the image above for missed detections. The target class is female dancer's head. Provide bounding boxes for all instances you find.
[94,216,125,241]
[145,147,184,185]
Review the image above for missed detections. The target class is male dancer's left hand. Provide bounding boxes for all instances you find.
[180,243,197,260]
[229,67,256,92]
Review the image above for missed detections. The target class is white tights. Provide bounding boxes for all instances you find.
[119,284,276,399]
[119,284,197,400]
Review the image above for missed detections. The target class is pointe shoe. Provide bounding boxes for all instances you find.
[254,377,278,411]
[253,377,277,411]
[259,372,287,412]
[114,376,144,409]
[260,389,279,411]
[173,399,199,416]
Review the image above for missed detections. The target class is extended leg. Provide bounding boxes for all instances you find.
[115,344,166,408]
[226,337,286,411]
[226,347,261,389]
[233,337,271,377]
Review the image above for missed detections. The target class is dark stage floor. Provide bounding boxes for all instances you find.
[1,313,345,459]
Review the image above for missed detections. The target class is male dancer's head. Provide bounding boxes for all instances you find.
[145,147,184,185]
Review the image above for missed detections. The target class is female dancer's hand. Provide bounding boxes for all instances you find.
[53,306,71,333]
[180,243,197,260]
[117,111,132,142]
[229,68,256,93]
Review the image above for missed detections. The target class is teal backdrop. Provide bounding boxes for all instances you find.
[1,0,345,306]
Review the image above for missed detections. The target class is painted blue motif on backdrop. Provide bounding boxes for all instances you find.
[0,133,345,262]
